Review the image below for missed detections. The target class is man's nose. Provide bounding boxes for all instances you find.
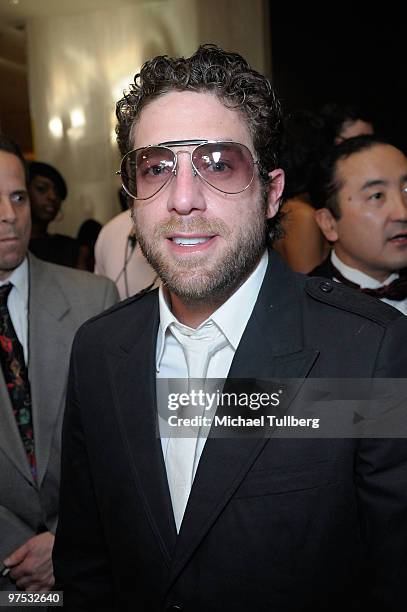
[166,152,206,215]
[390,190,407,222]
[0,197,17,223]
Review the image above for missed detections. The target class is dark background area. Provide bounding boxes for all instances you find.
[269,11,407,151]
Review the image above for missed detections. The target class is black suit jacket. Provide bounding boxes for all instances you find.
[54,252,407,611]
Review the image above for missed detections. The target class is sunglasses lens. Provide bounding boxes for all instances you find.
[192,142,255,194]
[121,147,175,199]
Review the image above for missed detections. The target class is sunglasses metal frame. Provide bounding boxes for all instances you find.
[116,139,260,200]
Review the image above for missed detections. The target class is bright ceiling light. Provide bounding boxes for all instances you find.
[70,108,85,129]
[48,116,63,139]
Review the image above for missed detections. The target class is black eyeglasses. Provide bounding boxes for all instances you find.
[117,139,260,201]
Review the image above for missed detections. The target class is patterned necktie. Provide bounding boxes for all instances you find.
[330,264,407,301]
[0,283,36,480]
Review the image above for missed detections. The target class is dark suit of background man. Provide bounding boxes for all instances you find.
[54,46,407,611]
[310,134,407,314]
[0,135,118,594]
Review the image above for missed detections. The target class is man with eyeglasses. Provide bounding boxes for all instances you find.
[54,45,407,611]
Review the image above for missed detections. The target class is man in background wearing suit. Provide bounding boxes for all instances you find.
[54,47,407,610]
[311,134,407,314]
[0,135,118,593]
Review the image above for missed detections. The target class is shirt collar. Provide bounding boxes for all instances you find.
[0,257,29,301]
[331,249,399,289]
[156,250,268,371]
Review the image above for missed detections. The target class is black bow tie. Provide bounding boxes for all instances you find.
[331,264,407,301]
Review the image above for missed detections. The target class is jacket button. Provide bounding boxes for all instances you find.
[319,281,333,293]
[166,606,183,611]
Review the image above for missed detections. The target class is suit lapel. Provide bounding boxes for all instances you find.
[28,255,71,487]
[0,255,65,485]
[106,292,177,566]
[167,252,319,587]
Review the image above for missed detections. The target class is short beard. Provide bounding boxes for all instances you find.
[132,200,268,306]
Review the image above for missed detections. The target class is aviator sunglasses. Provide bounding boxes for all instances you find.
[117,139,260,200]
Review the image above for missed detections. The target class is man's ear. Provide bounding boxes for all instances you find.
[315,208,339,243]
[266,169,285,219]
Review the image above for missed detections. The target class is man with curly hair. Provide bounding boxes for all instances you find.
[54,45,407,611]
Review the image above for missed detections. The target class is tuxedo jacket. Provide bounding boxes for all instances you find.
[0,254,118,579]
[54,251,407,611]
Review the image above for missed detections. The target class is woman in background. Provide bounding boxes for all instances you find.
[28,161,79,268]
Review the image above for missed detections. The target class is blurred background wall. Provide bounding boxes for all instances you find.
[0,19,31,152]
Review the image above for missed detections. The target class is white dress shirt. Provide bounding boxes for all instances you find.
[0,257,29,363]
[156,251,269,500]
[331,250,407,315]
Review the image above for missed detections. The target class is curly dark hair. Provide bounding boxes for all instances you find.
[116,44,284,242]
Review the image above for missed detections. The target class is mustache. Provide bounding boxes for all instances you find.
[154,217,231,237]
